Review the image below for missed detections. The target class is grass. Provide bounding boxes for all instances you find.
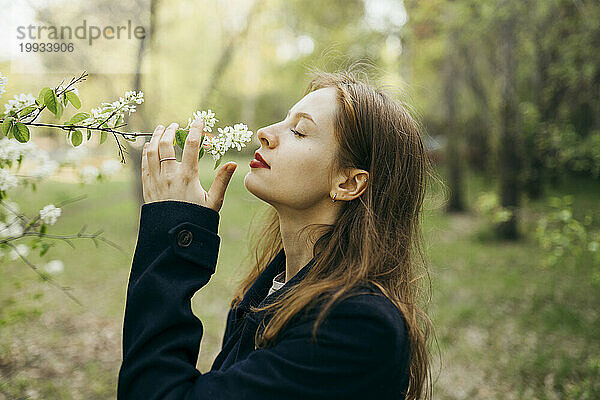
[0,158,599,399]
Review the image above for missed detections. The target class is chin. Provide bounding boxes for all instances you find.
[243,173,271,203]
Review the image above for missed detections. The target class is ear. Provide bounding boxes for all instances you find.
[332,168,369,202]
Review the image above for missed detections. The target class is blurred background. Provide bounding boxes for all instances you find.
[1,0,599,398]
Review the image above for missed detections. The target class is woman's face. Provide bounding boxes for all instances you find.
[244,87,339,211]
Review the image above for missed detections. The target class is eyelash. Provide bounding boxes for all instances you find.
[290,128,305,138]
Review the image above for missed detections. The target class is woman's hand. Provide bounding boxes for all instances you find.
[141,118,237,213]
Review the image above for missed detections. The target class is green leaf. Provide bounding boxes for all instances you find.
[86,129,92,140]
[55,101,64,119]
[71,130,83,147]
[213,157,222,170]
[1,116,14,135]
[20,106,37,118]
[116,114,123,126]
[14,122,30,143]
[198,134,206,159]
[175,128,188,150]
[69,112,90,125]
[40,242,54,257]
[44,89,59,115]
[40,224,47,234]
[38,87,51,106]
[62,92,68,106]
[65,91,81,109]
[100,131,107,144]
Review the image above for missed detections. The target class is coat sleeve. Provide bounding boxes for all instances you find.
[118,200,409,400]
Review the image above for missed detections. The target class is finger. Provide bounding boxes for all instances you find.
[141,142,150,201]
[181,118,204,175]
[207,161,237,210]
[147,125,165,180]
[158,122,179,176]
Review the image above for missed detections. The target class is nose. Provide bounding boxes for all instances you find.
[257,125,277,149]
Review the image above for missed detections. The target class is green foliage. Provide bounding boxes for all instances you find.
[175,128,206,162]
[65,90,81,109]
[213,156,222,170]
[20,106,37,118]
[175,128,187,150]
[405,0,600,185]
[37,87,51,106]
[1,116,14,136]
[535,196,600,279]
[475,192,513,224]
[70,130,83,147]
[13,122,30,143]
[30,233,56,257]
[43,89,60,116]
[68,112,90,125]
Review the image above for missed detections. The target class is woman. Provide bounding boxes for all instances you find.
[118,70,434,399]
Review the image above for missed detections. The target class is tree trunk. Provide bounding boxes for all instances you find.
[126,0,161,206]
[497,2,521,239]
[523,27,545,199]
[198,0,262,110]
[444,28,466,213]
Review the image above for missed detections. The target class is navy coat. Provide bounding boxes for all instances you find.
[118,200,411,399]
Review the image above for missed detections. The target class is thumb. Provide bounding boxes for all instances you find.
[207,161,237,209]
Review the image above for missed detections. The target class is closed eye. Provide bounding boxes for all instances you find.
[290,128,305,138]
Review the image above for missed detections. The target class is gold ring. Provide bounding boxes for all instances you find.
[159,157,176,163]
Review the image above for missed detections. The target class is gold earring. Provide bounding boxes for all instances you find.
[331,193,337,202]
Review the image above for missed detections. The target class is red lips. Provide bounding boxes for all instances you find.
[254,152,270,168]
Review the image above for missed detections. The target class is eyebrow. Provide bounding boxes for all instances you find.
[287,110,318,127]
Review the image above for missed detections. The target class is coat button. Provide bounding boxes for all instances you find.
[176,229,193,247]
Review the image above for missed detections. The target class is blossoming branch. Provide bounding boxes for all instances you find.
[0,71,255,169]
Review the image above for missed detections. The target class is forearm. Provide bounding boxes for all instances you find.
[118,201,221,400]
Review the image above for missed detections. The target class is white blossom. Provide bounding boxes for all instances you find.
[186,109,218,133]
[39,204,61,225]
[0,168,18,191]
[9,243,29,260]
[31,153,59,179]
[43,260,64,274]
[0,137,37,163]
[7,221,24,237]
[4,93,36,115]
[204,123,253,161]
[0,221,8,239]
[81,90,144,128]
[0,72,7,98]
[64,146,89,163]
[101,159,121,176]
[80,165,100,183]
[0,218,24,239]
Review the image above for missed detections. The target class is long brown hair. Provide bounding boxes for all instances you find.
[232,68,438,399]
